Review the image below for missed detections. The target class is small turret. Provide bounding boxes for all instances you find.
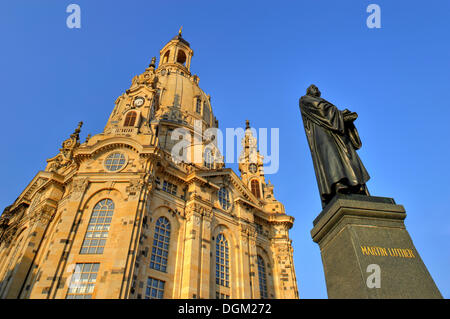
[239,120,265,199]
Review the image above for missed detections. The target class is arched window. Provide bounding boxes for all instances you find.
[196,98,201,113]
[124,111,137,127]
[204,148,213,169]
[218,187,231,210]
[150,217,171,272]
[66,263,99,299]
[257,255,268,298]
[162,50,170,63]
[203,101,210,123]
[80,199,114,254]
[215,233,229,287]
[251,180,261,198]
[176,50,186,65]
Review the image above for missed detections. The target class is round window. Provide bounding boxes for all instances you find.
[104,152,127,172]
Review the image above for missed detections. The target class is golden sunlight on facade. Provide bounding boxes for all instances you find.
[0,31,298,299]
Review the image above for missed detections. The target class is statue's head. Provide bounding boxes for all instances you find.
[306,84,321,97]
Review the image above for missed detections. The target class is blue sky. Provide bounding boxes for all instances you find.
[1,1,449,298]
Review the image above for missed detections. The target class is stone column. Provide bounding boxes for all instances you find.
[248,229,258,299]
[311,194,442,299]
[179,205,202,298]
[6,205,56,299]
[45,178,89,299]
[120,176,149,299]
[271,225,299,299]
[238,225,257,298]
[198,209,212,299]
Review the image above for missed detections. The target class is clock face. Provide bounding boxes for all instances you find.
[134,97,144,107]
[249,164,257,173]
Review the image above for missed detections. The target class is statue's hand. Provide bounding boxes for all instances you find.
[344,112,358,122]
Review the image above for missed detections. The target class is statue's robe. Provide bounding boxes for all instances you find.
[299,95,370,205]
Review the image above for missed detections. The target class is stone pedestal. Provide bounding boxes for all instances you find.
[311,194,442,299]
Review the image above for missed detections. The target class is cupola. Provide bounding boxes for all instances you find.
[158,27,194,74]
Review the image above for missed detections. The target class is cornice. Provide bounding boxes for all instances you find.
[10,171,64,211]
[267,213,295,229]
[73,136,158,162]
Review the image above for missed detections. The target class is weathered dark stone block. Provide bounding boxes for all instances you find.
[311,195,442,299]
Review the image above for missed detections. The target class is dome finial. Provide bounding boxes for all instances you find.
[178,26,183,37]
[246,119,250,130]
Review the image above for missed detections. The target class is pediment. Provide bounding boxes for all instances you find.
[195,169,263,209]
[11,171,63,210]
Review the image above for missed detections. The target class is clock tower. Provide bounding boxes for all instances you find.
[239,120,265,200]
[239,120,287,214]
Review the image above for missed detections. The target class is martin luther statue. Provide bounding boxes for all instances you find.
[299,84,370,207]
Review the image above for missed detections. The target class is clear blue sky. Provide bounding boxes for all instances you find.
[1,1,449,298]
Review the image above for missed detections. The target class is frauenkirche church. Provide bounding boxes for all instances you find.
[0,30,298,299]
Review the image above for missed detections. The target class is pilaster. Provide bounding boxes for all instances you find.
[198,209,213,299]
[179,203,202,298]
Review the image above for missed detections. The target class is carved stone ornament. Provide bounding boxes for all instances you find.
[30,207,55,226]
[46,122,83,173]
[169,107,182,121]
[240,224,257,238]
[201,208,213,220]
[185,203,207,222]
[71,178,89,200]
[185,207,197,222]
[275,244,291,257]
[0,205,28,246]
[0,215,10,231]
[126,179,145,198]
[29,191,43,213]
[1,225,18,247]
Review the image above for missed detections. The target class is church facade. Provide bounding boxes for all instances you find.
[0,31,298,299]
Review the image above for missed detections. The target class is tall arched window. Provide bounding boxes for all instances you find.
[251,180,261,198]
[196,98,201,113]
[124,111,137,127]
[80,199,114,254]
[203,102,210,123]
[257,255,268,298]
[162,50,170,63]
[218,188,231,210]
[215,233,229,287]
[204,148,213,169]
[150,217,171,272]
[176,50,186,65]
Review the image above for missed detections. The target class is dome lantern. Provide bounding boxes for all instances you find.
[158,27,194,74]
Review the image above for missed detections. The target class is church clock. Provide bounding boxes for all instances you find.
[134,96,145,107]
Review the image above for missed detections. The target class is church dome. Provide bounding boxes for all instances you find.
[154,31,216,131]
[155,68,215,129]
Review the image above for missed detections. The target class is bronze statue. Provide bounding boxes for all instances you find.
[299,84,370,207]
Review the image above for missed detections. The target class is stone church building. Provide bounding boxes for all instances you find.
[0,31,298,299]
